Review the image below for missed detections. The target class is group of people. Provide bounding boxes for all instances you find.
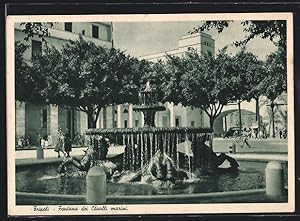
[40,134,53,149]
[54,128,72,158]
[276,127,288,139]
[17,135,31,148]
[234,127,266,139]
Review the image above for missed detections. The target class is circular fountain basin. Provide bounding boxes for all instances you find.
[16,160,288,205]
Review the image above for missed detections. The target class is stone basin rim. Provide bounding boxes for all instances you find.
[16,188,267,201]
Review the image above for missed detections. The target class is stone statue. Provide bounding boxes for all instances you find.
[57,136,116,175]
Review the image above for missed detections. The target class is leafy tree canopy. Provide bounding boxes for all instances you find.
[20,35,144,128]
[20,22,54,42]
[190,20,286,48]
[15,41,45,103]
[179,48,235,128]
[262,47,287,101]
[231,47,266,102]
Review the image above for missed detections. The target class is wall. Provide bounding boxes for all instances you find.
[58,107,68,131]
[178,33,201,54]
[200,33,215,55]
[185,106,203,127]
[25,103,42,144]
[15,101,25,138]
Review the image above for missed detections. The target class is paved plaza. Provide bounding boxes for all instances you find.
[15,137,287,163]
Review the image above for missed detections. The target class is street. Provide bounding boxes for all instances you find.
[213,137,288,153]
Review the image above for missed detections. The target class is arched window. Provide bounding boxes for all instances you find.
[123,109,128,114]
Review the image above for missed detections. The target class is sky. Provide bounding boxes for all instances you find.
[113,21,278,61]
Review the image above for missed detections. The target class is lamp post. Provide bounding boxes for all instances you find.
[266,102,287,138]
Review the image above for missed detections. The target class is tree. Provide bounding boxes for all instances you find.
[29,36,142,128]
[262,48,287,137]
[15,41,46,104]
[20,22,54,42]
[231,47,266,134]
[192,20,287,135]
[180,49,235,131]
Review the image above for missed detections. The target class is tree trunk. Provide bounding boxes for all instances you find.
[270,101,275,138]
[209,117,215,150]
[87,106,97,129]
[255,97,261,131]
[238,101,242,136]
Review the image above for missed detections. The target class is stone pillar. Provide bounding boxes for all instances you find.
[141,112,145,127]
[86,166,106,204]
[117,105,122,128]
[112,105,115,128]
[97,111,101,129]
[36,146,44,159]
[128,104,133,128]
[265,161,284,197]
[15,101,26,139]
[155,111,159,127]
[102,106,107,129]
[182,105,188,127]
[99,109,104,129]
[168,102,175,127]
[48,105,59,144]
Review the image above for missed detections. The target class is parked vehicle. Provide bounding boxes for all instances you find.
[223,127,240,138]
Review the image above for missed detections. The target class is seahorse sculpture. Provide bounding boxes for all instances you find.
[57,136,111,174]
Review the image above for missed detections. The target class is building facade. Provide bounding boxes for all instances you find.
[15,22,113,145]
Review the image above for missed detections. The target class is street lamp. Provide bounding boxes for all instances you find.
[266,102,287,138]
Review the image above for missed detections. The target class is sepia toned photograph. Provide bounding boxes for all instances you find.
[6,13,294,215]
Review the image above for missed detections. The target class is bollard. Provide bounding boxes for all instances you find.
[86,166,106,204]
[36,146,44,159]
[265,161,284,197]
[228,143,236,154]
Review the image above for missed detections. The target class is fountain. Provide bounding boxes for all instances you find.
[74,81,239,185]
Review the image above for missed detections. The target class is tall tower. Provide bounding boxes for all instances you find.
[178,32,215,56]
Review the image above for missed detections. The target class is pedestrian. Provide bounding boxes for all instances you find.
[54,128,66,158]
[258,130,263,139]
[64,128,72,157]
[25,135,31,148]
[254,128,258,139]
[279,130,283,139]
[240,134,251,148]
[282,128,287,139]
[17,137,24,148]
[40,138,45,149]
[47,133,53,146]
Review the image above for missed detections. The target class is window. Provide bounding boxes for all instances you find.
[31,40,42,58]
[92,25,99,38]
[123,109,128,114]
[175,117,180,127]
[82,30,85,35]
[42,109,47,128]
[64,22,72,32]
[124,120,128,128]
[191,121,195,127]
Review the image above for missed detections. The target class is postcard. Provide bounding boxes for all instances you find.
[6,13,294,215]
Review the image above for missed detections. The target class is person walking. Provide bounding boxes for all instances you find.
[240,133,252,148]
[64,128,72,157]
[54,128,66,158]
